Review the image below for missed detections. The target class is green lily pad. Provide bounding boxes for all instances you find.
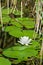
[16,18,34,21]
[4,26,21,32]
[3,41,40,59]
[3,47,38,60]
[22,30,34,38]
[4,26,23,38]
[10,19,23,28]
[3,40,40,64]
[4,26,35,38]
[2,8,11,15]
[9,30,23,38]
[0,57,11,65]
[2,16,11,23]
[16,18,35,28]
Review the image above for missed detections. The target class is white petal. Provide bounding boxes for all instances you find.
[18,36,32,45]
[25,43,28,46]
[28,39,32,43]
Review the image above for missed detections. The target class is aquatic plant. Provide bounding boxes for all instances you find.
[18,36,32,46]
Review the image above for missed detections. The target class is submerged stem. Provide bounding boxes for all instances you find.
[40,40,43,65]
[7,0,9,14]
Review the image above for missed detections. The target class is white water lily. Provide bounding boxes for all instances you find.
[18,36,32,46]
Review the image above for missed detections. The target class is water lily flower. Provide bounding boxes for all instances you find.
[18,36,32,46]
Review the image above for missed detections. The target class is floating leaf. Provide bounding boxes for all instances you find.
[0,57,11,65]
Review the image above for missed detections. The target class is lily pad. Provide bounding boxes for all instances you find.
[2,16,11,23]
[3,48,38,60]
[3,40,40,64]
[22,30,34,38]
[3,41,40,59]
[16,18,35,28]
[4,26,23,38]
[0,57,11,65]
[10,20,23,28]
[4,26,35,38]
